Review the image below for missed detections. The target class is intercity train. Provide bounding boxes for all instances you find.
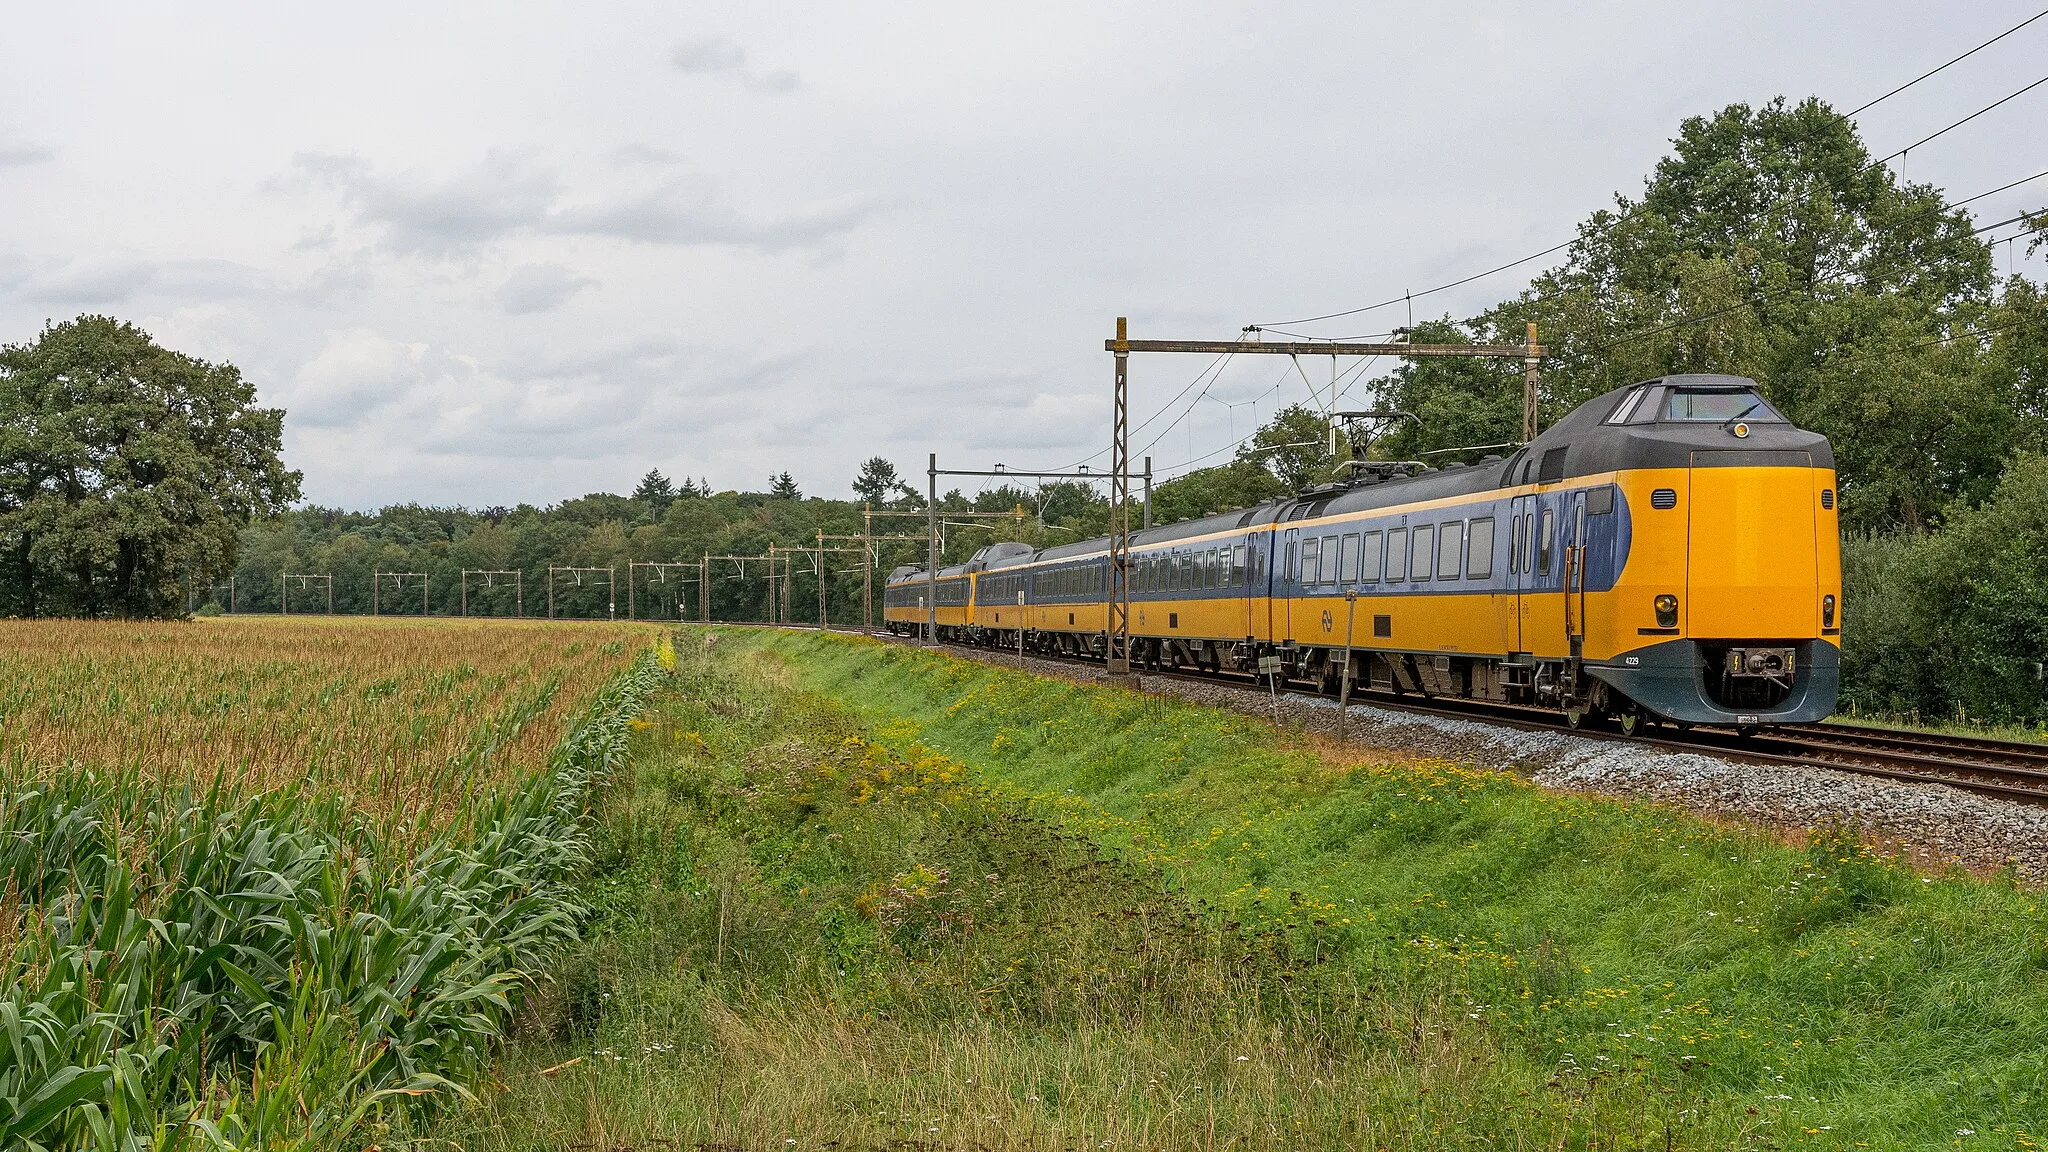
[884,373,1841,732]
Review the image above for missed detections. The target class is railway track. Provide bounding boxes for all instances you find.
[820,625,2048,807]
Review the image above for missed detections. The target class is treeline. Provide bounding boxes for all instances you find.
[208,465,1115,624]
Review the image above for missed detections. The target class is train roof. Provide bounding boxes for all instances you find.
[883,374,1831,584]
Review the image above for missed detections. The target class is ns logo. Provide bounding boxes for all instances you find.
[1320,608,1334,633]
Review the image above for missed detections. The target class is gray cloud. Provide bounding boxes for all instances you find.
[297,151,870,255]
[0,140,55,167]
[294,150,562,257]
[495,262,599,313]
[12,254,263,304]
[546,176,875,249]
[668,34,798,92]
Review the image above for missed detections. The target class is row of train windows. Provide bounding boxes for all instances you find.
[980,574,1025,604]
[1292,517,1498,586]
[1290,504,1586,589]
[1041,564,1103,598]
[1133,544,1249,594]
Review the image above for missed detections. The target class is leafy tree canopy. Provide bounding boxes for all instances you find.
[1382,96,2017,532]
[0,315,300,617]
[852,456,901,505]
[633,469,676,515]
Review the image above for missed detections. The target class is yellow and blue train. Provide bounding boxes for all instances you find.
[885,374,1841,732]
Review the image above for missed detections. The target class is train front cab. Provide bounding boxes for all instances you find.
[1562,379,1841,728]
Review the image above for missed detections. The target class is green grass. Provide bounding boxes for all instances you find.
[443,630,2048,1151]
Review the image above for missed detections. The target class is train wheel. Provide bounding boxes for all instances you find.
[1564,706,1586,730]
[1617,707,1644,738]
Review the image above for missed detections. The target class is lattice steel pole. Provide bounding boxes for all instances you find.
[1523,321,1541,444]
[1107,317,1133,676]
[926,454,938,645]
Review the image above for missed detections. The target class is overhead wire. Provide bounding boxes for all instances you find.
[1584,180,2048,355]
[1252,7,2048,331]
[1844,8,2048,116]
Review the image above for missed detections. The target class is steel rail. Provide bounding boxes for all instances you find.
[839,626,2048,806]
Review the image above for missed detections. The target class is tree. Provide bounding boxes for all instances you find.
[852,456,901,505]
[0,315,301,617]
[1373,318,1524,461]
[632,469,676,516]
[1479,96,2000,530]
[770,472,802,500]
[1149,458,1286,523]
[1238,404,1340,493]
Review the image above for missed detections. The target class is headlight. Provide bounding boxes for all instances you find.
[1654,594,1679,629]
[1822,594,1836,628]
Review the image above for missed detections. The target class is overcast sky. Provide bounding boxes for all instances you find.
[3,2,2044,509]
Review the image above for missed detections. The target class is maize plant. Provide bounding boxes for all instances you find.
[0,620,667,1150]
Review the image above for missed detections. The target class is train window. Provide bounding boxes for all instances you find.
[1319,536,1339,585]
[1232,544,1247,587]
[1509,515,1523,574]
[1360,531,1382,582]
[1467,517,1495,578]
[1208,548,1221,589]
[1411,525,1434,582]
[1300,537,1322,587]
[1606,386,1648,424]
[1538,509,1555,574]
[1538,447,1568,484]
[1437,522,1463,580]
[1587,486,1615,515]
[1664,388,1783,422]
[1386,528,1408,581]
[1338,534,1359,583]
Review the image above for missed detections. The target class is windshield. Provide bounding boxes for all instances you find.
[1663,389,1783,422]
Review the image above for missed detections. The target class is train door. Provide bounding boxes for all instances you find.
[1508,494,1538,653]
[1563,493,1588,663]
[1238,535,1256,642]
[1278,527,1300,644]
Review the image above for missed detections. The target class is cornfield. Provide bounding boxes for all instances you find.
[0,618,671,1150]
[0,616,653,832]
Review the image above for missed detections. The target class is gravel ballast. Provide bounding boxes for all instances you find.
[900,639,2048,880]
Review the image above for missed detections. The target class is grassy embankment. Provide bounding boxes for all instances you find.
[443,629,2047,1151]
[0,616,662,1149]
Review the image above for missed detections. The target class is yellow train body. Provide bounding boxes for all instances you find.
[886,375,1839,728]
